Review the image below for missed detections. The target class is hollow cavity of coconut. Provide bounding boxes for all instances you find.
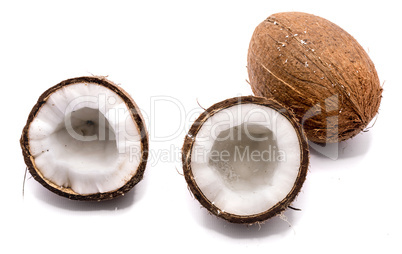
[20,76,148,201]
[182,96,309,224]
[247,12,382,143]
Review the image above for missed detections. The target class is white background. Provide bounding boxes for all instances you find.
[1,0,401,253]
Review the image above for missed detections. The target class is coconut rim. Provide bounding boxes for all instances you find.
[20,76,149,201]
[182,96,309,224]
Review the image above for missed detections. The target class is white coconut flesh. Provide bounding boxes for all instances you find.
[28,83,142,195]
[191,104,301,216]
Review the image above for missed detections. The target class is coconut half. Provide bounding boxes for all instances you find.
[182,96,309,224]
[20,76,148,201]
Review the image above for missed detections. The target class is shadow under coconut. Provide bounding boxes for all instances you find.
[308,131,373,160]
[30,177,145,212]
[199,209,299,239]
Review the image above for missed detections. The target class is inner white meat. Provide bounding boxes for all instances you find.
[28,83,142,195]
[208,123,279,191]
[191,104,301,216]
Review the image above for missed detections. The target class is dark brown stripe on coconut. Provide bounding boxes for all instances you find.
[20,76,148,201]
[182,96,309,224]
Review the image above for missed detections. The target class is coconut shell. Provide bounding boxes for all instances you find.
[182,96,309,224]
[247,12,382,143]
[20,76,149,201]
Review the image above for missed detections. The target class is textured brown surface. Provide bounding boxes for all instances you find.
[20,76,149,201]
[182,96,309,224]
[247,12,382,143]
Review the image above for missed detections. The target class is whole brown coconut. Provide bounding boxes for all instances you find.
[247,12,382,143]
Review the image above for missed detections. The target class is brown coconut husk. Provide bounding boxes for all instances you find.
[247,12,383,143]
[182,96,309,224]
[20,76,149,201]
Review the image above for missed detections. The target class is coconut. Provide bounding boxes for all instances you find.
[247,12,383,143]
[182,96,309,224]
[20,76,148,201]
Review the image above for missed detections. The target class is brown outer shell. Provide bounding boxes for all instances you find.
[247,12,383,143]
[182,96,309,224]
[20,76,149,201]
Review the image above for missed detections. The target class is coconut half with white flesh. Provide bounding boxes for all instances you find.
[20,76,148,201]
[182,96,309,224]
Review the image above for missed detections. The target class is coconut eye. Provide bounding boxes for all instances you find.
[182,96,309,224]
[20,76,148,201]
